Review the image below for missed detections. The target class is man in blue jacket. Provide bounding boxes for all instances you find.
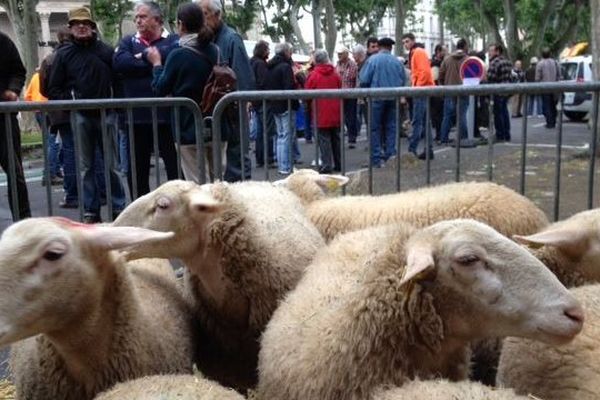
[199,0,255,182]
[114,1,179,198]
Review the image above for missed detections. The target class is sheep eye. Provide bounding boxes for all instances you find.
[156,197,171,210]
[456,254,480,265]
[43,251,64,262]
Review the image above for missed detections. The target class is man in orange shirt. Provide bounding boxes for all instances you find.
[402,33,435,160]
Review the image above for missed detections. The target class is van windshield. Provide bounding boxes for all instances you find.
[560,62,579,81]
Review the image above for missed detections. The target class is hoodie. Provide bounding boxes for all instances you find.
[305,63,342,128]
[264,53,298,114]
[439,50,467,86]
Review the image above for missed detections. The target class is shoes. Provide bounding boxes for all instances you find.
[348,143,356,149]
[512,114,523,118]
[294,160,304,165]
[83,213,102,224]
[545,124,556,129]
[256,162,264,168]
[418,151,434,160]
[59,199,78,209]
[41,176,63,187]
[278,170,291,176]
[318,167,332,174]
[305,139,313,144]
[361,161,384,168]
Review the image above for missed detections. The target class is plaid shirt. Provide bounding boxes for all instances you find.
[336,58,358,89]
[487,55,513,84]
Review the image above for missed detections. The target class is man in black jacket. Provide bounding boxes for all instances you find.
[48,7,126,223]
[0,32,31,221]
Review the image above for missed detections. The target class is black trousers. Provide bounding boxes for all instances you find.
[127,123,178,199]
[0,113,30,220]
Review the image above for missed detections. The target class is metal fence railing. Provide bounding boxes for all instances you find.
[0,98,206,223]
[212,82,600,221]
[1,82,600,226]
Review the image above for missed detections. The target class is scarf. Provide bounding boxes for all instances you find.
[179,33,199,49]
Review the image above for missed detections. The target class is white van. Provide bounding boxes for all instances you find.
[560,55,593,121]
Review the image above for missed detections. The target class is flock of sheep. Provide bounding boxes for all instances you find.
[0,168,598,399]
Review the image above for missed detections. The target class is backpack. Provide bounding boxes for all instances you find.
[185,45,237,116]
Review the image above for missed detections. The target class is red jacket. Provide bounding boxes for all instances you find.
[305,64,342,128]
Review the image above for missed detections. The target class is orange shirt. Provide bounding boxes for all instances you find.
[410,47,434,87]
[24,72,48,102]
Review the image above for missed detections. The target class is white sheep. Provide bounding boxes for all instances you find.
[497,284,600,400]
[94,374,244,400]
[257,220,584,400]
[0,217,196,400]
[113,180,325,392]
[276,169,549,241]
[372,379,529,399]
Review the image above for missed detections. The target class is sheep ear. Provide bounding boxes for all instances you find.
[315,174,350,191]
[401,243,436,286]
[80,226,175,251]
[514,227,592,257]
[188,190,222,215]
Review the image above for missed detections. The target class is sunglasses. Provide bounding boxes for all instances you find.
[70,21,94,28]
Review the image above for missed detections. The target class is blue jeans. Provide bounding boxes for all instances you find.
[527,95,543,116]
[37,112,61,178]
[304,104,313,141]
[409,97,431,154]
[254,107,276,165]
[274,110,295,173]
[493,95,511,141]
[73,112,126,215]
[370,100,397,165]
[118,128,129,174]
[440,96,469,143]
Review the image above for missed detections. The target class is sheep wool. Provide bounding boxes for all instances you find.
[372,379,530,400]
[94,374,244,400]
[1,219,195,400]
[497,284,600,400]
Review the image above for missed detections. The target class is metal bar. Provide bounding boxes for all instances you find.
[173,106,182,180]
[589,91,600,209]
[519,94,529,195]
[367,99,373,194]
[313,96,319,174]
[151,106,160,187]
[554,96,565,221]
[40,111,52,216]
[194,105,206,184]
[239,100,246,181]
[70,111,84,221]
[127,108,137,200]
[287,99,292,174]
[3,113,19,220]
[395,98,401,192]
[425,97,432,186]
[340,99,346,195]
[262,100,269,180]
[455,97,461,182]
[487,96,495,181]
[100,109,113,220]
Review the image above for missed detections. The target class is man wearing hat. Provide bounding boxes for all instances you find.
[336,45,358,148]
[48,6,126,224]
[359,37,406,168]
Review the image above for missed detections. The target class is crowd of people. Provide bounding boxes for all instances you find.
[0,0,564,223]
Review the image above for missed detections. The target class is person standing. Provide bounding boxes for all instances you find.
[353,44,368,139]
[536,48,561,129]
[306,49,342,173]
[402,33,435,159]
[525,57,543,117]
[359,37,405,168]
[113,1,179,199]
[336,46,358,148]
[263,43,298,176]
[486,43,513,142]
[0,32,31,221]
[438,38,469,145]
[511,59,525,118]
[250,40,276,168]
[366,37,379,58]
[430,44,446,142]
[198,0,255,182]
[48,7,126,223]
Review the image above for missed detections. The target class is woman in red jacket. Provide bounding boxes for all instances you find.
[305,49,342,173]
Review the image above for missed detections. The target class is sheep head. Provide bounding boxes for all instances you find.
[0,217,174,348]
[514,208,600,283]
[113,180,222,260]
[402,219,584,346]
[274,169,349,205]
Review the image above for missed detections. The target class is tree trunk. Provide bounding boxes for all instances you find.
[394,0,406,56]
[0,0,40,81]
[312,0,322,49]
[435,0,444,45]
[323,0,336,57]
[290,2,310,54]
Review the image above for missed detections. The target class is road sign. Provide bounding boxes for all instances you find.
[460,57,486,86]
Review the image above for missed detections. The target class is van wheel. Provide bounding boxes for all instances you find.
[564,111,588,122]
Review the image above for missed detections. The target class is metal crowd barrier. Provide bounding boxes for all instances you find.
[0,98,205,223]
[212,82,600,221]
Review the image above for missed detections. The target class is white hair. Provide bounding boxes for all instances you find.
[352,44,366,56]
[314,49,329,64]
[199,0,222,16]
[274,42,293,55]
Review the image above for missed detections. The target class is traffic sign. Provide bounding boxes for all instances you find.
[460,57,486,86]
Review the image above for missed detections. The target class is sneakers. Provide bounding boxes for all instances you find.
[83,213,102,224]
[418,151,434,160]
[41,176,63,187]
[59,199,78,209]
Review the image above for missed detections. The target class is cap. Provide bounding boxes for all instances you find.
[530,56,539,64]
[377,37,395,47]
[336,45,349,54]
[68,7,96,28]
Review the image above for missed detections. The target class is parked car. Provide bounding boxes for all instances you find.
[560,55,593,121]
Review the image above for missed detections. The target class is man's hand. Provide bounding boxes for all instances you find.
[146,47,162,67]
[1,90,19,101]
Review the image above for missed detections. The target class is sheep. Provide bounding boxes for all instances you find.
[94,374,244,400]
[497,284,600,400]
[276,169,549,241]
[371,379,530,399]
[113,180,325,392]
[256,220,584,400]
[0,217,196,400]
